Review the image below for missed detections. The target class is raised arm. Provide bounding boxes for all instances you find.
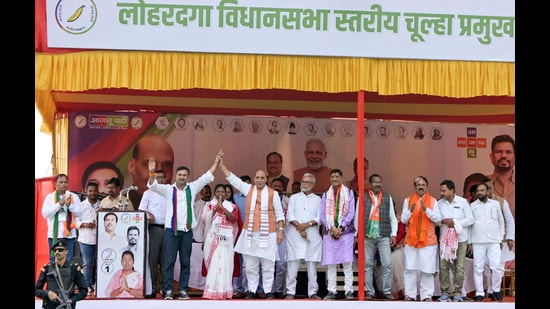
[148,157,157,185]
[209,149,224,174]
[219,157,231,178]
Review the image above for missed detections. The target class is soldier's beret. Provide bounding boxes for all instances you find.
[51,239,68,251]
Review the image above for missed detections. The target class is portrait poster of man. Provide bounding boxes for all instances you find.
[96,210,147,298]
[66,112,513,211]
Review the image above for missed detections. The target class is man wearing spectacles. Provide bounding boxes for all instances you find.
[401,176,441,302]
[284,173,323,300]
[35,238,88,308]
[266,152,290,192]
[219,156,285,300]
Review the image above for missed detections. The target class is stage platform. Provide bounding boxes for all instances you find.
[35,297,515,309]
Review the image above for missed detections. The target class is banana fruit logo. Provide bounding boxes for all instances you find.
[67,5,85,22]
[55,0,97,34]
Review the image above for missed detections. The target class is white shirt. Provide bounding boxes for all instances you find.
[227,173,285,261]
[494,196,515,241]
[286,191,322,262]
[469,198,505,244]
[437,194,474,243]
[41,191,83,239]
[76,198,100,245]
[138,189,167,226]
[148,171,214,232]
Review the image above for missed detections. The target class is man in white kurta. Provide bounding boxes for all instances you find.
[41,174,83,262]
[219,159,285,299]
[401,176,441,302]
[469,183,505,302]
[285,173,323,299]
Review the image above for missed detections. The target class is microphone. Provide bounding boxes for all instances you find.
[120,186,138,194]
[117,186,139,210]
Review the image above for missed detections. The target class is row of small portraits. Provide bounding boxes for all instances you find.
[166,117,443,139]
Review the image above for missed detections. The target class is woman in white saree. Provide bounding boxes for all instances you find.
[202,184,240,299]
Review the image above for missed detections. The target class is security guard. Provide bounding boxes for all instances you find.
[35,239,88,308]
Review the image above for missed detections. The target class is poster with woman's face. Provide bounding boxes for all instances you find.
[96,211,146,298]
[68,112,514,210]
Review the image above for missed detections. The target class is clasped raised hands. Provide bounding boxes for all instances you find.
[409,200,427,212]
[59,191,72,207]
[215,149,224,165]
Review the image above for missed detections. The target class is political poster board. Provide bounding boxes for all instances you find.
[96,210,147,299]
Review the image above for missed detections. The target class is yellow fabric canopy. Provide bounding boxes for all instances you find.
[35,50,514,134]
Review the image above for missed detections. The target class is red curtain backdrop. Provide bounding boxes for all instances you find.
[35,176,55,281]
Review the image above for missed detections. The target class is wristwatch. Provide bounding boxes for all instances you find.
[340,225,346,230]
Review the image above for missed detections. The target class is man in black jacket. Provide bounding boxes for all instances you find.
[35,239,88,308]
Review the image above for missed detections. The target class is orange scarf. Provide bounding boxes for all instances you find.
[366,190,382,238]
[405,192,434,248]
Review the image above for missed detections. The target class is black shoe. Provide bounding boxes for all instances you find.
[178,290,190,300]
[233,291,246,299]
[256,292,266,299]
[266,293,275,299]
[275,292,285,299]
[145,293,156,299]
[475,295,484,302]
[245,292,257,299]
[492,292,503,302]
[163,290,174,300]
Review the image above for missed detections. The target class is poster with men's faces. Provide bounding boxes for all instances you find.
[96,211,146,298]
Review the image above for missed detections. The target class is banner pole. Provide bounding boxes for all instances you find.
[357,90,365,300]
